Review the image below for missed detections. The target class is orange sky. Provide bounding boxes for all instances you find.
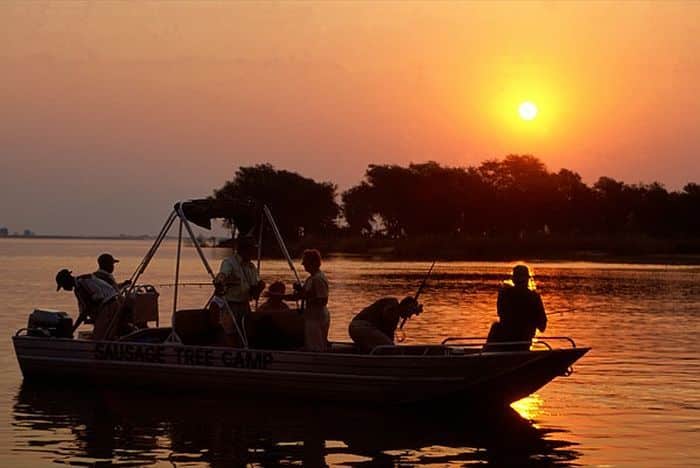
[1,1,699,235]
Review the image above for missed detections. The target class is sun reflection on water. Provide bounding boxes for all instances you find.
[511,393,545,422]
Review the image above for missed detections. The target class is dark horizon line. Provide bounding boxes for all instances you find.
[0,234,171,241]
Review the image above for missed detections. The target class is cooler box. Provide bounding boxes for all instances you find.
[127,285,160,327]
[27,309,73,338]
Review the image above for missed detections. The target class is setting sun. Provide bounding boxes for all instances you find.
[519,101,538,121]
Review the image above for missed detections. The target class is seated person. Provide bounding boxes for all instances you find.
[485,265,547,351]
[257,281,291,313]
[348,296,422,353]
[246,281,304,349]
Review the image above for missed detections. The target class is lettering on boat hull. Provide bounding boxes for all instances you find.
[95,343,274,369]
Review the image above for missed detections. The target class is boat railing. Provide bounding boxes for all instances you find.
[369,344,452,356]
[368,336,577,356]
[441,335,578,350]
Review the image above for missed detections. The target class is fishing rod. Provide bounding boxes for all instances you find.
[414,259,437,302]
[150,282,214,288]
[548,303,603,316]
[397,260,436,341]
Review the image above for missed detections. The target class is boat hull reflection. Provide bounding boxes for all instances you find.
[13,383,581,466]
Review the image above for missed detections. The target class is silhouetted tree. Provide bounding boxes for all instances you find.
[341,182,374,235]
[343,155,699,241]
[550,169,596,234]
[213,157,700,247]
[679,183,700,235]
[214,164,340,241]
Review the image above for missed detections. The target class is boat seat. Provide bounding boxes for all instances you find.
[173,308,220,346]
[246,309,304,350]
[328,342,360,354]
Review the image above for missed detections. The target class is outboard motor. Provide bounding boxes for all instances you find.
[27,309,73,338]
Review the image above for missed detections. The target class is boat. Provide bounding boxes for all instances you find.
[12,199,589,406]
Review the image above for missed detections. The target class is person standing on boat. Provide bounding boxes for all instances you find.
[214,235,265,334]
[290,249,330,352]
[93,253,131,292]
[55,268,123,340]
[348,296,422,353]
[486,264,547,351]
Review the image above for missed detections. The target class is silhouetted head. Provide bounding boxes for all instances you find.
[236,236,257,261]
[301,249,322,274]
[397,296,422,319]
[512,264,530,288]
[265,281,286,298]
[55,269,75,291]
[97,253,119,273]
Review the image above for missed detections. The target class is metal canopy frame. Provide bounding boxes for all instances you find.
[126,200,300,348]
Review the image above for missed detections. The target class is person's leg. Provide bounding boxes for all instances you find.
[225,302,250,346]
[93,300,120,340]
[348,320,392,353]
[304,317,325,352]
[321,307,330,350]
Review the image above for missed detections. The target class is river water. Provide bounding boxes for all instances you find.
[1,238,698,466]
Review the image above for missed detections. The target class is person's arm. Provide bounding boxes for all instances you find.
[71,290,87,332]
[496,288,506,320]
[307,275,328,307]
[217,259,235,283]
[215,259,241,292]
[72,312,86,333]
[382,303,401,338]
[535,294,547,332]
[288,277,324,304]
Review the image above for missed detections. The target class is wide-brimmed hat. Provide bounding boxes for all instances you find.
[264,281,286,297]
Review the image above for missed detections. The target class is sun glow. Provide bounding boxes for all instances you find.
[519,101,538,120]
[474,67,565,146]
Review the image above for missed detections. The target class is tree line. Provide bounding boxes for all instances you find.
[213,156,700,244]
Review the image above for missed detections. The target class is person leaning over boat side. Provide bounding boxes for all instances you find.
[348,296,422,353]
[214,235,265,335]
[486,264,547,351]
[55,268,123,340]
[290,249,330,352]
[93,253,131,292]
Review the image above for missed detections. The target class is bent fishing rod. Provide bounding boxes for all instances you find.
[398,259,437,332]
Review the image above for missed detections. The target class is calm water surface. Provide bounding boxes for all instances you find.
[1,239,699,466]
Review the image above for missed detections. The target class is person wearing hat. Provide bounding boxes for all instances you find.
[214,235,266,337]
[247,281,303,349]
[55,268,123,340]
[257,281,291,314]
[94,253,131,292]
[348,296,423,353]
[486,264,547,351]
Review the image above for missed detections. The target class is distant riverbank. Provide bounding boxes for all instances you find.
[5,234,700,265]
[0,234,155,241]
[221,234,700,265]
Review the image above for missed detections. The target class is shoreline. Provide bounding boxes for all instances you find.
[0,235,157,241]
[4,235,700,265]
